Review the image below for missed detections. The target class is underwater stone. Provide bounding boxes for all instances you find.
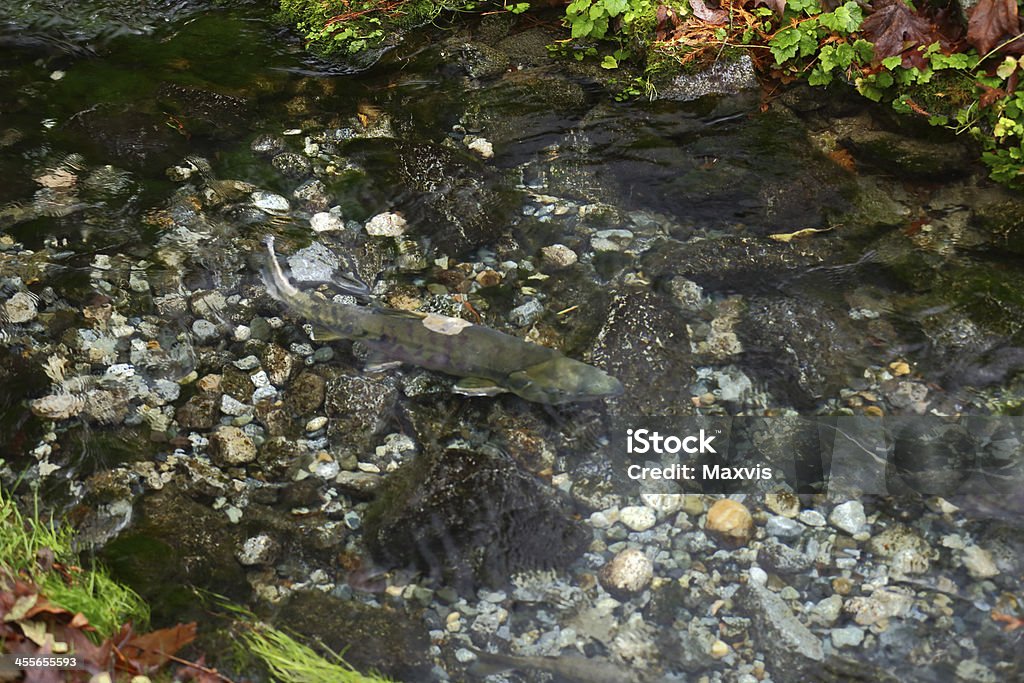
[540,244,577,269]
[365,212,407,237]
[4,291,38,322]
[271,152,312,178]
[508,299,543,327]
[829,501,866,535]
[363,446,589,593]
[236,533,280,566]
[310,211,343,233]
[191,319,218,343]
[210,425,257,466]
[598,548,653,598]
[251,191,290,215]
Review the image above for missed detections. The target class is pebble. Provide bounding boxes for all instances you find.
[765,515,803,539]
[844,589,913,626]
[765,491,800,518]
[619,505,657,532]
[710,639,730,659]
[540,244,577,268]
[4,291,38,323]
[598,548,653,598]
[220,394,251,417]
[236,534,280,566]
[830,626,865,648]
[705,499,754,545]
[465,136,494,159]
[509,299,544,327]
[749,566,768,586]
[640,493,686,518]
[311,211,344,232]
[365,212,407,237]
[590,229,633,252]
[233,355,261,371]
[210,426,257,466]
[251,191,291,215]
[305,416,328,432]
[191,319,218,343]
[233,325,252,342]
[799,509,827,527]
[829,501,867,535]
[809,594,843,626]
[961,545,999,579]
[344,510,361,530]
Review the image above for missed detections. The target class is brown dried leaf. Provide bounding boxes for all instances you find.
[655,4,682,41]
[689,0,729,24]
[121,622,197,671]
[979,84,1008,107]
[967,0,1021,56]
[862,0,935,61]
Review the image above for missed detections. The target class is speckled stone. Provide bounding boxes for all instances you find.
[620,505,657,531]
[210,425,257,466]
[598,548,653,598]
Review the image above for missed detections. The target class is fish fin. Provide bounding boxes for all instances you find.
[364,359,403,373]
[371,307,427,320]
[454,377,508,397]
[308,324,347,342]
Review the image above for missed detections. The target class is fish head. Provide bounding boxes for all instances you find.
[507,356,623,405]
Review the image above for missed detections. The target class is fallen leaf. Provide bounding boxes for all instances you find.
[967,0,1023,56]
[655,4,682,41]
[120,622,197,671]
[19,619,49,647]
[862,0,935,61]
[689,0,729,24]
[979,84,1008,107]
[768,227,833,242]
[827,148,857,172]
[4,594,39,622]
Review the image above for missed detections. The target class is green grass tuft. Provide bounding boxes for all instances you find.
[243,623,395,683]
[0,485,149,639]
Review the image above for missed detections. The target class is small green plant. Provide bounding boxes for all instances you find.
[0,485,149,638]
[243,623,395,683]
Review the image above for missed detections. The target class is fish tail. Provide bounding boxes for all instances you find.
[467,650,520,677]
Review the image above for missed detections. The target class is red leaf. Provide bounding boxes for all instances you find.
[689,0,729,24]
[120,622,197,671]
[967,0,1022,56]
[862,0,935,61]
[979,84,1008,107]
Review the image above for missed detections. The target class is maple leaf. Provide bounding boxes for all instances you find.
[968,0,1024,57]
[862,0,935,61]
[689,0,729,24]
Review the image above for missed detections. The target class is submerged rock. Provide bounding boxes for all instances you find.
[363,446,589,592]
[589,289,696,416]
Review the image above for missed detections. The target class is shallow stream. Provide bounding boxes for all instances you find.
[2,3,1023,682]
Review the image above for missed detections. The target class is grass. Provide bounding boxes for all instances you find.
[0,484,150,639]
[242,623,396,683]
